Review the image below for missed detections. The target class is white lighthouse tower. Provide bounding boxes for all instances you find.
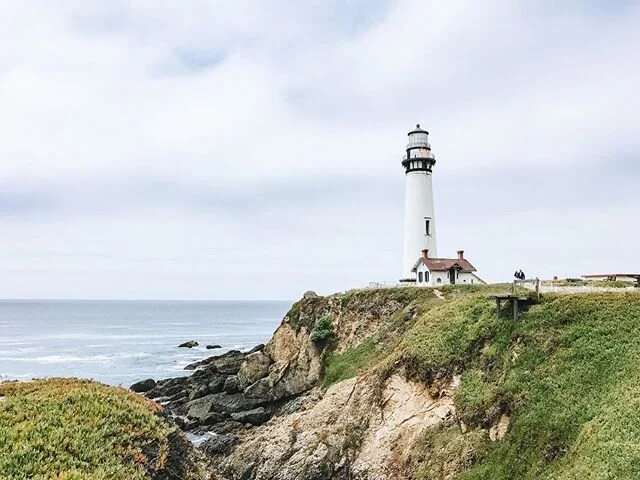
[400,124,437,282]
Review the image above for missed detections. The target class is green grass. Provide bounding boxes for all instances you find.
[411,427,489,479]
[322,286,640,479]
[465,293,640,480]
[550,279,634,288]
[323,338,379,388]
[320,287,440,388]
[397,291,640,480]
[0,378,201,479]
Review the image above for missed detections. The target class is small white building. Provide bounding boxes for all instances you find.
[411,249,486,287]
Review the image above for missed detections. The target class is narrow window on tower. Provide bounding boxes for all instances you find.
[418,271,423,283]
[424,218,430,236]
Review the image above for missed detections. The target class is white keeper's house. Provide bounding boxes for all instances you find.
[412,248,484,286]
[399,124,486,287]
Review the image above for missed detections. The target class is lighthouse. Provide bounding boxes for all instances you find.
[400,124,437,282]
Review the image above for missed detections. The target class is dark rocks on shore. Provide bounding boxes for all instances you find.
[201,433,238,455]
[184,349,244,371]
[246,344,265,354]
[187,395,220,422]
[214,355,245,375]
[230,407,270,426]
[206,344,222,349]
[223,376,240,394]
[207,376,226,394]
[130,378,156,393]
[139,343,280,453]
[197,392,264,414]
[210,420,243,434]
[178,340,199,348]
[201,412,226,426]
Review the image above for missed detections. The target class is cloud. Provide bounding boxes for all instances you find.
[0,0,639,299]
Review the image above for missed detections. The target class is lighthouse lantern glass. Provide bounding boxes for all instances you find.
[407,132,429,149]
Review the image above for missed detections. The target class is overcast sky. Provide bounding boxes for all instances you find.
[1,1,639,300]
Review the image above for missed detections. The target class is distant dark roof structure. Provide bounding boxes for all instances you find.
[411,257,477,273]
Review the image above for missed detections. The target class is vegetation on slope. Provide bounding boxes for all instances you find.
[322,338,378,387]
[317,285,640,479]
[0,378,209,480]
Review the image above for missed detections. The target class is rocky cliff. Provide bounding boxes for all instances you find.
[142,286,640,480]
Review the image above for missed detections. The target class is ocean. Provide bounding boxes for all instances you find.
[0,300,290,386]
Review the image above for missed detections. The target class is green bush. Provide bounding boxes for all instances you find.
[310,314,335,343]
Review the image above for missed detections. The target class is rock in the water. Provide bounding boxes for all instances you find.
[201,433,238,455]
[178,340,199,348]
[206,344,222,349]
[230,407,270,426]
[237,351,271,390]
[303,290,318,298]
[224,376,240,393]
[130,378,156,393]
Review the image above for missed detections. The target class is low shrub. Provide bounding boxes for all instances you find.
[310,314,335,343]
[0,378,207,479]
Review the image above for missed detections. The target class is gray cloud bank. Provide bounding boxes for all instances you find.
[0,1,639,299]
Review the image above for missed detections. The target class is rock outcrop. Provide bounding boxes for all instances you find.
[144,348,276,434]
[133,287,524,479]
[130,378,156,393]
[215,374,458,480]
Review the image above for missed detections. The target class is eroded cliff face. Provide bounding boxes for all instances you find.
[144,287,511,480]
[218,373,459,480]
[245,289,419,405]
[202,289,470,480]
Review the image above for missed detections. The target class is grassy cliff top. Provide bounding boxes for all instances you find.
[0,378,208,480]
[301,285,640,479]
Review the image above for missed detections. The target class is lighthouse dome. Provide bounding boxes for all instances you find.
[407,124,430,149]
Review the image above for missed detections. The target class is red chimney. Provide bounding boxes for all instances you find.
[421,249,429,259]
[457,250,464,260]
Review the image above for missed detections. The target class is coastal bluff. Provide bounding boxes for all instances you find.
[141,285,640,479]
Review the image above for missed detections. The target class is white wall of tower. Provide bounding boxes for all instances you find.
[401,170,437,279]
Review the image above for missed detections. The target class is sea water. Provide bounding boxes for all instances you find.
[0,300,289,386]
